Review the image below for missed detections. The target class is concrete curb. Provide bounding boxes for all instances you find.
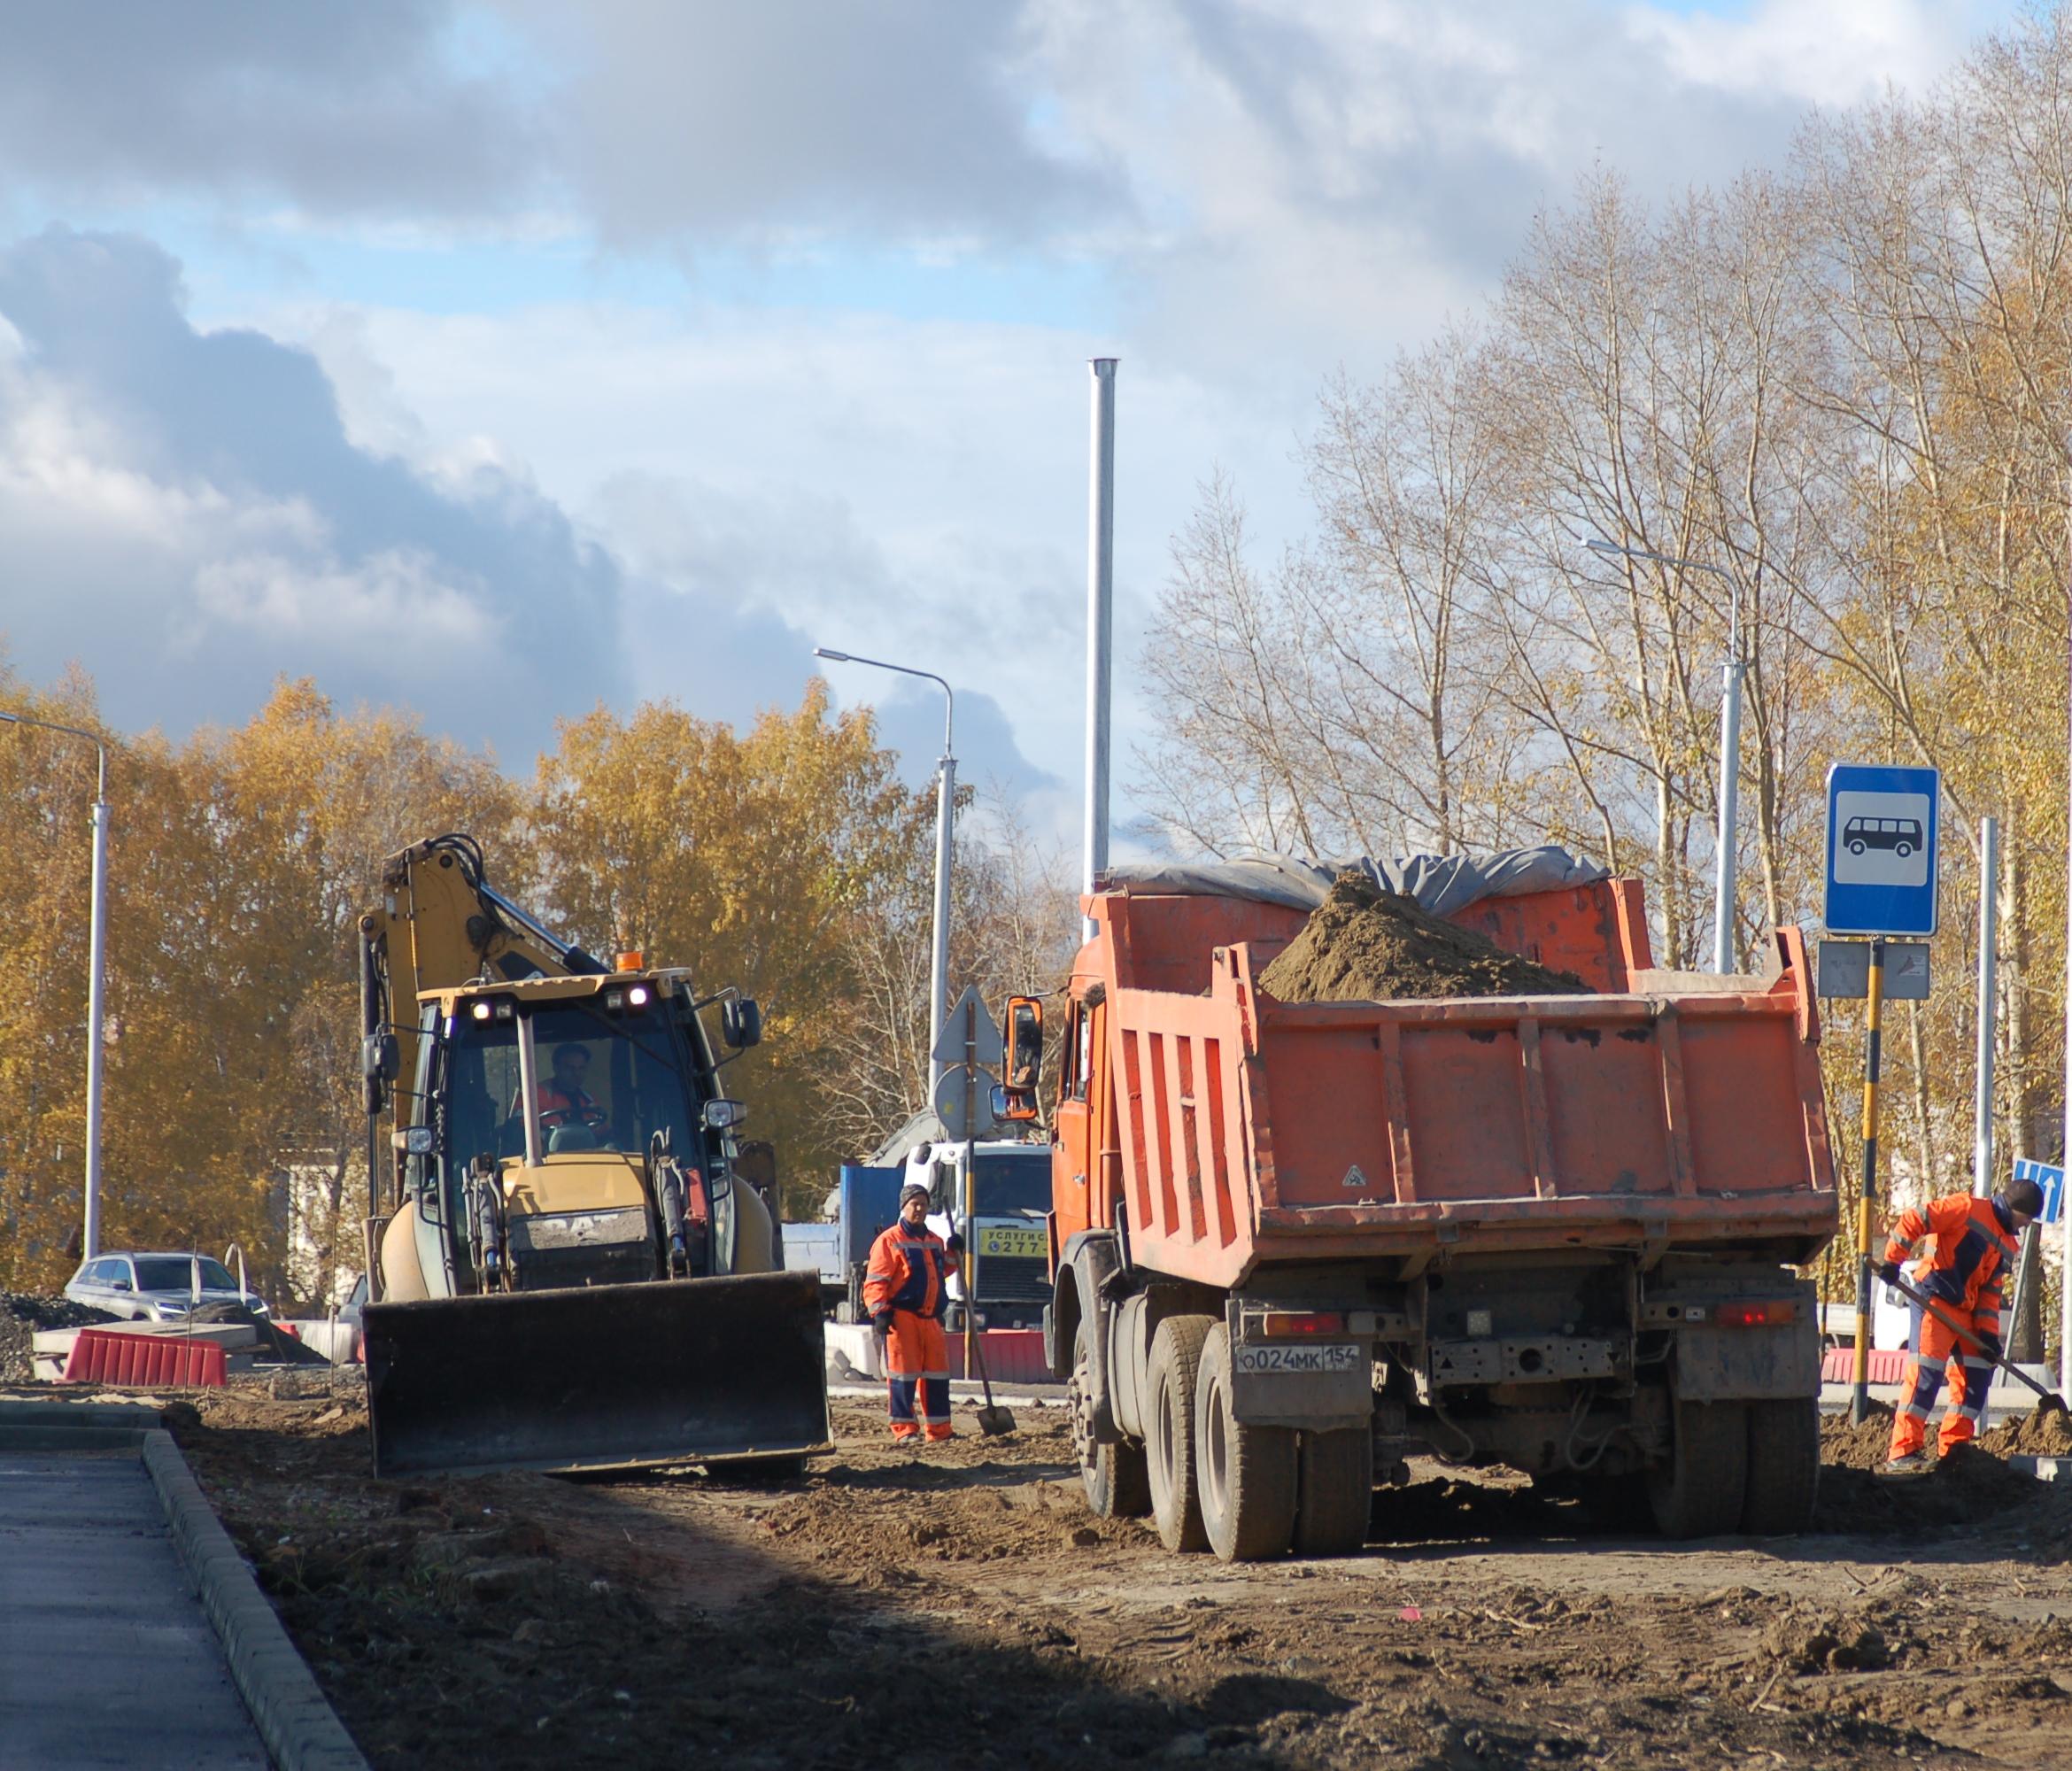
[141,1429,370,1771]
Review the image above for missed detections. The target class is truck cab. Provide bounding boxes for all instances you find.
[904,1140,1055,1328]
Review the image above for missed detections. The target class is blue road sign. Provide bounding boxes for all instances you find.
[2015,1156,2064,1226]
[1824,764,1939,937]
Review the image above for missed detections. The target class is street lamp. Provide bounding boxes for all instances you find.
[812,648,957,1094]
[0,710,110,1258]
[1586,537,1745,974]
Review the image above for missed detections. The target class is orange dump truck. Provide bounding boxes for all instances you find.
[1004,870,1838,1562]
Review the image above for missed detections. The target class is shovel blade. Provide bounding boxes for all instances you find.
[976,1404,1017,1435]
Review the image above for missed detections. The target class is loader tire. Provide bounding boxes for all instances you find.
[1646,1399,1749,1539]
[1071,1316,1149,1520]
[1740,1396,1821,1535]
[1291,1427,1373,1558]
[1194,1322,1296,1562]
[1147,1314,1215,1553]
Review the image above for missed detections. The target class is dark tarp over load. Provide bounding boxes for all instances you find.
[1102,845,1607,919]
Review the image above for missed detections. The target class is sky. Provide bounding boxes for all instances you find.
[0,0,2014,856]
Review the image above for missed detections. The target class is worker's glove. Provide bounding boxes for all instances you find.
[871,1311,893,1336]
[945,1233,965,1257]
[1977,1330,2004,1362]
[1875,1260,1901,1288]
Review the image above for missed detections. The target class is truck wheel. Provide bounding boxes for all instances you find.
[1147,1315,1215,1553]
[1292,1427,1372,1557]
[1740,1396,1821,1535]
[1194,1322,1297,1562]
[1646,1400,1749,1539]
[1071,1316,1149,1519]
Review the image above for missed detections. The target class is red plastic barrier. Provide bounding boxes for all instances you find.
[943,1329,1048,1386]
[61,1328,227,1388]
[1821,1347,1907,1385]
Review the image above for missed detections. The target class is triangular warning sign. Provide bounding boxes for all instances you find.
[1342,1164,1369,1190]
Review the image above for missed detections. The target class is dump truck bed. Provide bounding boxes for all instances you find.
[1087,886,1837,1292]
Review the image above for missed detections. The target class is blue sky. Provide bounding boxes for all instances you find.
[0,0,2017,850]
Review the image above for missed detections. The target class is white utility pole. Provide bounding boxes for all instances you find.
[1084,357,1117,944]
[0,711,110,1257]
[1586,537,1743,971]
[812,648,956,1092]
[1974,816,1999,1196]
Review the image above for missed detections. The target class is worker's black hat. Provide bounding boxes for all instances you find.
[2006,1176,2045,1219]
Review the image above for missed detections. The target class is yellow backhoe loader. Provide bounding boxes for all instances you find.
[357,833,831,1479]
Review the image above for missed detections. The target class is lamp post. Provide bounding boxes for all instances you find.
[1586,537,1745,973]
[0,710,109,1258]
[812,648,956,1094]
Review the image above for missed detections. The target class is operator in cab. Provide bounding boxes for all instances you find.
[863,1183,957,1444]
[1881,1177,2042,1473]
[532,1041,607,1136]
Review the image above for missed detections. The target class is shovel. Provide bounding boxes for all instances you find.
[1881,1266,2068,1412]
[967,1324,1017,1436]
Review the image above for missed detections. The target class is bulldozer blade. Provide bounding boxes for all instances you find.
[363,1269,831,1480]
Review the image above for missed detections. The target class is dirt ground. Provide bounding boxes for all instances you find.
[1259,871,1590,1003]
[157,1379,2072,1771]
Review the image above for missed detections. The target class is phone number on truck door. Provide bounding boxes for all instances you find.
[1234,1343,1364,1374]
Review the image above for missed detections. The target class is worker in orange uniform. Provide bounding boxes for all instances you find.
[1880,1177,2043,1473]
[863,1183,957,1443]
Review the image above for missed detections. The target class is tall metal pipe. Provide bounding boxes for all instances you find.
[1084,358,1117,944]
[84,789,107,1258]
[1712,654,1743,973]
[930,750,956,1094]
[2062,472,2072,1398]
[1974,816,1999,1197]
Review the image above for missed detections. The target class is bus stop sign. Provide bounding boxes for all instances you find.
[1824,763,1939,938]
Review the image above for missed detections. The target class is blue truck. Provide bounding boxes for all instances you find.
[785,1142,1052,1327]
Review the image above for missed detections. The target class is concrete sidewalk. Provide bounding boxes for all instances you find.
[0,1448,267,1770]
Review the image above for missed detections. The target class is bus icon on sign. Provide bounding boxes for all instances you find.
[1843,816,1922,860]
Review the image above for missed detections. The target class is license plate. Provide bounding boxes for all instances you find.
[978,1225,1047,1260]
[1235,1342,1364,1374]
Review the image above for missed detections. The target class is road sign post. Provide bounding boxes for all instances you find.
[1823,765,1939,1427]
[1851,939,1885,1426]
[931,985,1005,1378]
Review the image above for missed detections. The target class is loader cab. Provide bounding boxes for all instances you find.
[402,971,746,1289]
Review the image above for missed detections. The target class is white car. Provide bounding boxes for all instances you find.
[64,1251,273,1325]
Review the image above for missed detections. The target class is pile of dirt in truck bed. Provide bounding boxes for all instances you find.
[1258,869,1591,1002]
[0,1291,116,1383]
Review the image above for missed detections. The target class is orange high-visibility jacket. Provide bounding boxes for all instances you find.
[1883,1194,2020,1335]
[862,1222,953,1323]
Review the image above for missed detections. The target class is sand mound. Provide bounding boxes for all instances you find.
[1977,1397,2072,1457]
[1258,870,1591,1003]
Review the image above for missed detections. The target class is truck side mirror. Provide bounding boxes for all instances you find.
[722,997,762,1048]
[998,998,1036,1094]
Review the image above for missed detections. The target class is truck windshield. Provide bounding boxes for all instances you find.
[972,1150,1052,1216]
[445,1000,700,1164]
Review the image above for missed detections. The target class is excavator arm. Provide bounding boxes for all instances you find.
[360,833,606,1183]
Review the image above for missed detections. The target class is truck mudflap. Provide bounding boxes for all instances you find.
[363,1269,832,1479]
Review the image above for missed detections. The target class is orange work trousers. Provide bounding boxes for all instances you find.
[885,1310,952,1442]
[1890,1301,1995,1458]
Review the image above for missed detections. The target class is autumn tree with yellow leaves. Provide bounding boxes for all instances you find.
[0,663,1066,1297]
